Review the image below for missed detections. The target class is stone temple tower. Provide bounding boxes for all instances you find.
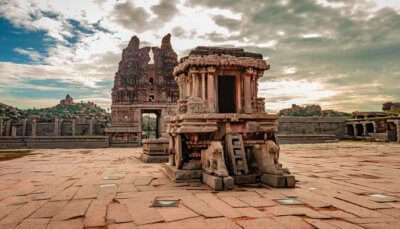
[106,34,179,146]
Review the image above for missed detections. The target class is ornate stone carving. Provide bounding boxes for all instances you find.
[253,140,284,175]
[202,141,229,177]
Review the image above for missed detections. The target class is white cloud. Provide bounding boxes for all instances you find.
[282,66,297,75]
[13,48,42,61]
[301,33,322,39]
[259,80,337,112]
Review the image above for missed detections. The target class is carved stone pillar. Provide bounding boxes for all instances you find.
[59,119,64,136]
[362,123,367,136]
[31,117,38,137]
[201,72,206,100]
[244,69,253,113]
[0,117,3,137]
[72,118,76,136]
[186,76,192,98]
[235,75,242,113]
[177,76,183,99]
[54,119,59,136]
[11,126,17,137]
[396,121,400,143]
[192,72,200,98]
[352,124,357,137]
[6,120,11,136]
[22,119,27,136]
[89,117,94,136]
[207,67,216,112]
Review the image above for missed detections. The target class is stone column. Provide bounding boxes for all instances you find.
[352,124,357,137]
[396,121,400,143]
[0,117,3,137]
[235,75,242,113]
[201,72,206,100]
[31,117,37,137]
[11,126,17,137]
[59,119,64,136]
[244,69,253,113]
[54,119,59,136]
[192,72,200,98]
[362,123,367,136]
[5,120,11,136]
[89,117,94,136]
[177,76,183,99]
[207,67,216,112]
[186,76,192,98]
[22,119,27,136]
[72,118,76,136]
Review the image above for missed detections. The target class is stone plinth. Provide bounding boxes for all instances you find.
[162,164,202,183]
[140,137,169,163]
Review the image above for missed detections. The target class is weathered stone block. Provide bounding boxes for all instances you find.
[140,154,169,163]
[202,172,223,191]
[233,175,258,184]
[162,164,202,183]
[223,176,234,190]
[261,174,295,188]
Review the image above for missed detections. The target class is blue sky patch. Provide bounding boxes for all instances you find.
[0,18,55,64]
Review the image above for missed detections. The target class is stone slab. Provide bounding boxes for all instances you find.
[162,164,202,183]
[261,173,295,188]
[233,174,258,184]
[202,173,234,191]
[141,154,169,163]
[202,173,223,191]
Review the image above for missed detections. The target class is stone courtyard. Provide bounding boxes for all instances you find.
[0,142,399,229]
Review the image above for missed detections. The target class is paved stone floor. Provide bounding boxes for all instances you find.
[1,141,400,229]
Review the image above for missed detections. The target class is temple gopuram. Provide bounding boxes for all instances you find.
[106,34,179,147]
[164,47,295,190]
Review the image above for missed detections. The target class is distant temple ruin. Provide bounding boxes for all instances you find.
[60,94,74,105]
[345,111,399,143]
[164,47,294,190]
[106,34,179,146]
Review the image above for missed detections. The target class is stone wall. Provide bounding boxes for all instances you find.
[278,117,347,143]
[0,117,109,149]
[0,136,109,149]
[0,117,107,137]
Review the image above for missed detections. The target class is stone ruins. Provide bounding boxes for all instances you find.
[60,94,74,105]
[345,111,400,143]
[163,47,294,190]
[106,34,179,147]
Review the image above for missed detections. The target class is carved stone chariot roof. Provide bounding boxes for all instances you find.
[174,46,269,76]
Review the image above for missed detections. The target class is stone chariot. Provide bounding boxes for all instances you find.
[163,47,295,190]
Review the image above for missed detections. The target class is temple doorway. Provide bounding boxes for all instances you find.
[141,110,160,139]
[218,76,236,113]
[356,124,364,136]
[366,123,374,135]
[347,125,354,136]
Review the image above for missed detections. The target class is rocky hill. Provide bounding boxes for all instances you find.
[23,102,109,121]
[279,104,351,117]
[0,103,24,119]
[1,96,109,121]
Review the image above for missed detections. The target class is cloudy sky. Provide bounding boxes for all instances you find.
[0,0,399,112]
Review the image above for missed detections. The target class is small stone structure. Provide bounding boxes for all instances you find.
[60,94,74,105]
[345,112,400,142]
[106,34,179,147]
[163,47,295,190]
[141,137,169,163]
